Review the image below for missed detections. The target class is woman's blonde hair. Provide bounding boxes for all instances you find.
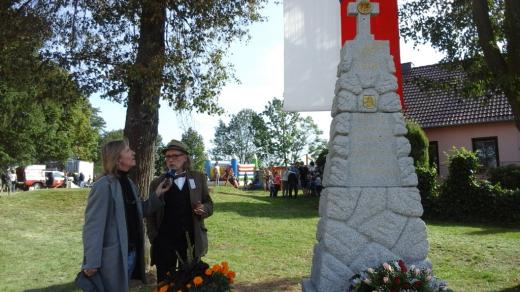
[102,139,129,176]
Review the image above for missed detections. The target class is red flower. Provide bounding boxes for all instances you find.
[394,277,401,285]
[402,283,411,289]
[398,260,407,272]
[413,280,423,288]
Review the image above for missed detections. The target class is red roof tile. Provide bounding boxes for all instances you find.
[402,63,514,128]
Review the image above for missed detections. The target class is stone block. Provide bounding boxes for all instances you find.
[323,187,361,221]
[395,137,411,158]
[330,135,350,159]
[399,157,418,186]
[378,92,401,112]
[349,242,399,274]
[336,72,362,94]
[387,187,423,217]
[358,210,407,248]
[391,218,429,262]
[347,188,386,227]
[321,219,369,264]
[310,244,353,292]
[323,156,349,187]
[330,112,352,136]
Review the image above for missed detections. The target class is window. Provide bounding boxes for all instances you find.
[472,137,499,169]
[429,141,439,173]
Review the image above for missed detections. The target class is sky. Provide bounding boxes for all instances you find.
[90,1,444,153]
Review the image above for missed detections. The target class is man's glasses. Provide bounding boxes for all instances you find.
[165,154,185,160]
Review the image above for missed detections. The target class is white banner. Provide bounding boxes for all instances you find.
[283,0,341,112]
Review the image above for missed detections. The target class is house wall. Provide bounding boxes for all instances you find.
[424,122,520,177]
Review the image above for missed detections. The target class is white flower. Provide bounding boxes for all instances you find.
[367,268,374,273]
[352,278,361,285]
[410,265,416,271]
[414,268,421,276]
[427,275,432,281]
[383,262,393,272]
[363,278,372,285]
[383,277,389,283]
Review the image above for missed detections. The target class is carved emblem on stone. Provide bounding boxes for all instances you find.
[362,95,376,109]
[357,0,372,15]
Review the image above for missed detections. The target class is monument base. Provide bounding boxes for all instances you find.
[301,278,316,292]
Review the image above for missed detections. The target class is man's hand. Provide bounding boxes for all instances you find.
[83,268,98,277]
[193,201,205,215]
[155,178,172,198]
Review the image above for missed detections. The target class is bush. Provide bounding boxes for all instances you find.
[416,165,438,216]
[435,147,520,225]
[488,164,520,190]
[405,120,429,168]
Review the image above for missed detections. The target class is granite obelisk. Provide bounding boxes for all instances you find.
[302,1,430,291]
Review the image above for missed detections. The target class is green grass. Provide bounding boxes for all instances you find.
[1,187,519,291]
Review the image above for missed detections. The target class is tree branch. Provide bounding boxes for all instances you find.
[505,0,520,72]
[471,0,507,76]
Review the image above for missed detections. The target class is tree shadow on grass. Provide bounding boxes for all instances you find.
[497,285,520,292]
[426,220,520,234]
[235,277,302,292]
[214,200,318,219]
[25,281,79,292]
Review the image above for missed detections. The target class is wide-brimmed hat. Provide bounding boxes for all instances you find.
[162,139,189,155]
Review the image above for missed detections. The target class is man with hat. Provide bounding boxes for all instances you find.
[146,139,213,282]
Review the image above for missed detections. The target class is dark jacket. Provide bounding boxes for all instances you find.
[146,170,213,265]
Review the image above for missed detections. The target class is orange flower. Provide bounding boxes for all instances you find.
[227,271,236,280]
[212,264,221,272]
[205,268,213,276]
[159,285,169,292]
[231,289,238,292]
[193,276,204,287]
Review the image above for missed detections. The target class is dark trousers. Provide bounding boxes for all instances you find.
[153,235,191,283]
[287,175,298,197]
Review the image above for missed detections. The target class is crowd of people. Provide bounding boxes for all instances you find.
[264,161,323,198]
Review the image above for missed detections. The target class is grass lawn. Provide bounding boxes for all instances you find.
[1,187,519,291]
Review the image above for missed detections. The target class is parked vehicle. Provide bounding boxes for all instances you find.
[16,165,66,190]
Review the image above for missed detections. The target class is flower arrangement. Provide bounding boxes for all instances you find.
[155,260,237,292]
[350,259,452,292]
[154,234,237,292]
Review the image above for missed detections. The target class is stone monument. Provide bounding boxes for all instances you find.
[302,1,430,291]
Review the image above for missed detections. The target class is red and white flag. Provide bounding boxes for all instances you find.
[283,0,403,112]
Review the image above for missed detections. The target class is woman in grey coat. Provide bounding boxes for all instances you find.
[81,139,167,292]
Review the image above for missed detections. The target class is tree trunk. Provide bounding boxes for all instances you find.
[125,1,166,198]
[473,0,520,131]
[124,1,166,279]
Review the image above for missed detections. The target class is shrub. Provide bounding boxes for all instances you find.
[436,147,520,225]
[488,164,520,190]
[415,165,439,217]
[405,120,429,168]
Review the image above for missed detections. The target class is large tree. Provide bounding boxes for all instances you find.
[400,0,520,131]
[17,0,268,196]
[211,109,266,163]
[261,98,324,165]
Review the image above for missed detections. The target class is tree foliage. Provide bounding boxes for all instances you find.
[405,120,429,168]
[182,128,207,172]
[400,0,520,130]
[15,0,268,196]
[211,109,266,163]
[261,98,325,165]
[210,99,325,166]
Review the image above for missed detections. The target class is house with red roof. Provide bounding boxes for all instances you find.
[402,63,520,177]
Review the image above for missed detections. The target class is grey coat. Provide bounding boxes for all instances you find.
[146,170,213,265]
[82,175,163,292]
